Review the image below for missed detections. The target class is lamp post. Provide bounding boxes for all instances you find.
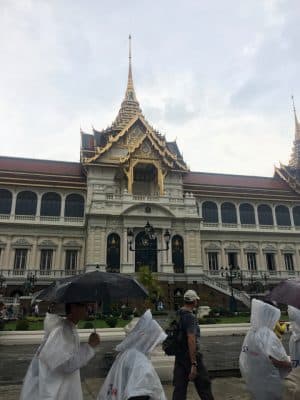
[127,221,171,252]
[24,272,36,296]
[220,265,242,313]
[260,272,269,290]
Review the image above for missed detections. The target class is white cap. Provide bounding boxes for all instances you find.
[184,289,200,302]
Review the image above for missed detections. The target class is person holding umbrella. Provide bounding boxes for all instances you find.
[283,306,300,399]
[239,299,291,400]
[20,303,100,400]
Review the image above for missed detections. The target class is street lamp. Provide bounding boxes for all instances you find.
[220,265,242,312]
[260,272,269,289]
[127,221,171,252]
[23,272,36,295]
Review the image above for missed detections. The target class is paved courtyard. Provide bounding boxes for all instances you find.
[0,377,251,400]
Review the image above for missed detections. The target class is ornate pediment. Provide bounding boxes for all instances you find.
[262,243,277,252]
[205,242,221,251]
[63,240,82,249]
[12,238,32,248]
[38,239,58,249]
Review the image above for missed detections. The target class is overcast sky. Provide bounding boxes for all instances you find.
[1,0,299,177]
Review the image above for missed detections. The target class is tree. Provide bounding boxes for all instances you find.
[137,266,163,307]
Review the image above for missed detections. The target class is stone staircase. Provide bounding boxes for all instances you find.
[201,274,251,308]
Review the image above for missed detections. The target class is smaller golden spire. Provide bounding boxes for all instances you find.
[292,95,300,140]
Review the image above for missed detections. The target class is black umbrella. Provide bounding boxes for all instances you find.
[35,271,148,303]
[265,279,300,309]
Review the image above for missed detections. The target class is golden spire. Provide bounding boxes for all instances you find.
[289,96,300,168]
[125,34,137,102]
[111,35,141,130]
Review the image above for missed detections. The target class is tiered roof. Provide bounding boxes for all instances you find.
[81,37,187,171]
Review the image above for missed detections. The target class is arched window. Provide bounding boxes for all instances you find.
[41,192,61,216]
[202,201,218,223]
[172,235,184,273]
[221,202,237,224]
[275,205,291,226]
[239,203,255,225]
[0,189,12,214]
[15,191,37,215]
[65,194,84,217]
[258,204,273,225]
[106,233,120,273]
[293,206,300,226]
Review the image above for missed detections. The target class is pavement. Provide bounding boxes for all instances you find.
[0,377,251,400]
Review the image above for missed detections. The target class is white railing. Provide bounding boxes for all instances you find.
[201,274,251,308]
[0,269,85,279]
[0,215,84,225]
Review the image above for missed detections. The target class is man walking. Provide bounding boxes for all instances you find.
[172,290,214,400]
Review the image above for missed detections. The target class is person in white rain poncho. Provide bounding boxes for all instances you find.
[283,306,300,399]
[239,299,291,400]
[98,309,167,400]
[20,303,100,400]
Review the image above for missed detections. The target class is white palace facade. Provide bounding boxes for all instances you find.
[1,43,300,307]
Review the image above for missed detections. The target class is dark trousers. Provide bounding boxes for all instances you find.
[128,397,149,400]
[172,353,214,400]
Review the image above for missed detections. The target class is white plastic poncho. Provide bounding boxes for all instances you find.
[239,299,290,400]
[20,313,95,400]
[98,309,167,400]
[283,306,300,400]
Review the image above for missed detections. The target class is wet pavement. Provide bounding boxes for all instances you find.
[0,377,251,400]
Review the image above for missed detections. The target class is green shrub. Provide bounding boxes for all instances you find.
[105,316,118,328]
[16,319,29,331]
[83,322,94,329]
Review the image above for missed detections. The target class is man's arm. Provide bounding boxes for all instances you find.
[187,333,197,381]
[269,356,292,370]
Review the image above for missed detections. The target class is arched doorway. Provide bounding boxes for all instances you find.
[106,233,120,273]
[135,231,157,272]
[172,235,184,273]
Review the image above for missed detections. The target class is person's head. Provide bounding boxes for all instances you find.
[65,303,87,323]
[183,289,200,308]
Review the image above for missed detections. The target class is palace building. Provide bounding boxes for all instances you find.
[1,40,300,308]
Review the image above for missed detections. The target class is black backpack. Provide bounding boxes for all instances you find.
[162,313,184,356]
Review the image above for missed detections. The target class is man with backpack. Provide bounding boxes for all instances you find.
[172,290,214,400]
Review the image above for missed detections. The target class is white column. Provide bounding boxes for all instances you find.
[236,203,241,225]
[11,192,17,219]
[271,205,277,228]
[217,203,222,227]
[60,195,66,218]
[36,193,42,217]
[254,204,259,226]
[4,236,12,268]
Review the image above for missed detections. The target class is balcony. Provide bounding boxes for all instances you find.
[0,214,85,226]
[202,222,297,233]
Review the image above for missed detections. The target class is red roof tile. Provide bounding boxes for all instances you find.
[0,156,84,177]
[183,172,291,191]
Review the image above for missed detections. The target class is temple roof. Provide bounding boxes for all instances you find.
[183,170,299,200]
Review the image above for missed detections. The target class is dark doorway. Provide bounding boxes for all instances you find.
[135,231,157,272]
[172,235,184,273]
[227,252,238,268]
[106,233,120,272]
